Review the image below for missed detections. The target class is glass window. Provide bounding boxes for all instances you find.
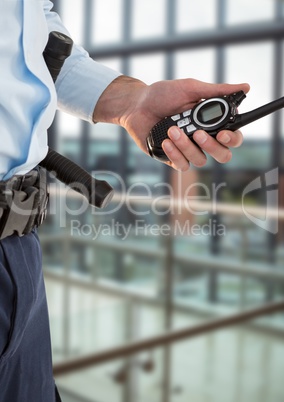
[131,0,167,39]
[57,112,81,139]
[175,0,217,33]
[280,1,284,18]
[282,42,284,142]
[94,58,122,74]
[60,0,84,44]
[44,4,284,401]
[226,0,275,25]
[90,123,120,141]
[91,0,123,45]
[225,42,274,139]
[129,53,166,83]
[174,48,216,82]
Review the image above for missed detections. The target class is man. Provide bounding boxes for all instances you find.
[0,0,249,401]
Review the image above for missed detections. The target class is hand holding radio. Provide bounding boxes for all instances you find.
[146,84,284,166]
[147,90,246,162]
[102,78,250,171]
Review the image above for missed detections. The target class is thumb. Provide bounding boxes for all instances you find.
[184,79,250,100]
[214,82,250,96]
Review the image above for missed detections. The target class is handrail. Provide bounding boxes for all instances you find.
[53,300,284,376]
[48,187,284,219]
[43,247,284,282]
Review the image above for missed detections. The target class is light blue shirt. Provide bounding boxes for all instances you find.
[0,0,121,180]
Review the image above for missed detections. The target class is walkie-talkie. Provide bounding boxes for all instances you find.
[40,31,114,208]
[147,90,284,162]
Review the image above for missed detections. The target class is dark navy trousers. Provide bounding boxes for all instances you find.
[0,230,60,401]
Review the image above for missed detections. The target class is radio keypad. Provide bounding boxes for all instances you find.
[170,109,197,136]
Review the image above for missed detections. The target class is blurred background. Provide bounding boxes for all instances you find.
[41,0,284,401]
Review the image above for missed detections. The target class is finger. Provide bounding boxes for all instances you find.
[193,130,232,164]
[162,139,190,171]
[216,129,244,148]
[185,80,250,101]
[167,126,207,168]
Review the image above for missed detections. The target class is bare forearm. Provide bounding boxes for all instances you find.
[92,75,147,126]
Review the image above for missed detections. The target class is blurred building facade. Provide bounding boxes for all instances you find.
[41,1,284,401]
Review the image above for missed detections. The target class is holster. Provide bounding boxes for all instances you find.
[0,167,48,240]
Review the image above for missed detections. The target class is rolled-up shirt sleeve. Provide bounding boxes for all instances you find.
[43,0,122,123]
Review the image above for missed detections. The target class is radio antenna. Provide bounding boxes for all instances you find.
[229,96,284,131]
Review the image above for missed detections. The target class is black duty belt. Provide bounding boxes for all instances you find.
[0,167,48,240]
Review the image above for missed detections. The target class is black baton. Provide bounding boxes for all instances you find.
[40,31,114,209]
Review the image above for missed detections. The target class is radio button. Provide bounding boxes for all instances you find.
[183,110,192,117]
[177,118,190,128]
[171,114,180,121]
[186,124,196,133]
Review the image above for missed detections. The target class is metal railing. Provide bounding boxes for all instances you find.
[41,190,284,376]
[53,299,284,376]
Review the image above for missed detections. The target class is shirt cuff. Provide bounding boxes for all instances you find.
[56,52,122,123]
